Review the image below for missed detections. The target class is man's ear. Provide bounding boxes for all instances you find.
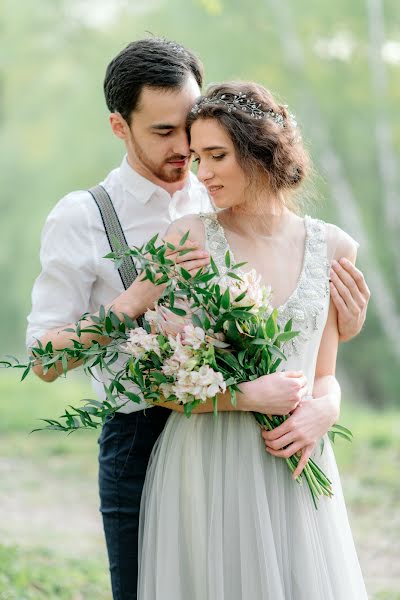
[109,112,129,140]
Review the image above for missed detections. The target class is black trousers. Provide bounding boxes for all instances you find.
[98,407,170,600]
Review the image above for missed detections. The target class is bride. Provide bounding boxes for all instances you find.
[137,82,368,599]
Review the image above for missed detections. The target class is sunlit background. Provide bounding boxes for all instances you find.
[1,1,399,598]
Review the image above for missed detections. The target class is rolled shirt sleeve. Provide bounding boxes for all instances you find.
[26,191,97,348]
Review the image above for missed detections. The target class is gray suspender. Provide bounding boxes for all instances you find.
[88,184,144,329]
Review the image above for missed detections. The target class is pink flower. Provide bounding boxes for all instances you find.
[145,299,193,337]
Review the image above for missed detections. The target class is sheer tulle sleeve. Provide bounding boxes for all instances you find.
[325,222,359,264]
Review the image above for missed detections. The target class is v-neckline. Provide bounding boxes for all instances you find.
[211,213,311,312]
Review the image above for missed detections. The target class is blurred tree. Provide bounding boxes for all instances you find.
[1,0,399,405]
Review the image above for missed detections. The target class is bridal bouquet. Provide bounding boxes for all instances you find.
[2,233,352,507]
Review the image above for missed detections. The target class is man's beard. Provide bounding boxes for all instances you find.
[132,137,189,183]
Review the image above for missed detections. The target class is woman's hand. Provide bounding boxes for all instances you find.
[238,371,308,415]
[261,394,339,478]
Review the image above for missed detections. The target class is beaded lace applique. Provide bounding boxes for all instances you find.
[199,212,330,357]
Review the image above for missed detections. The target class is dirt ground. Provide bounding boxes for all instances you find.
[1,452,399,599]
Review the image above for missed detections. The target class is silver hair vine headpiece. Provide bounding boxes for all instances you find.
[191,92,297,129]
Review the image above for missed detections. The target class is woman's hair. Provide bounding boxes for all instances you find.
[104,37,204,124]
[186,81,311,210]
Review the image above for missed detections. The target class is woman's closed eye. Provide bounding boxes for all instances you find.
[191,153,226,163]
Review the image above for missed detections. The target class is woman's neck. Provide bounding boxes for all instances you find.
[222,201,293,238]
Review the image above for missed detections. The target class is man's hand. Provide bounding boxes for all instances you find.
[115,237,210,319]
[329,258,370,342]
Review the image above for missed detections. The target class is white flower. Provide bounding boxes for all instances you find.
[124,327,161,358]
[160,382,174,399]
[169,334,194,365]
[161,358,180,376]
[228,269,272,314]
[171,364,226,404]
[182,324,206,349]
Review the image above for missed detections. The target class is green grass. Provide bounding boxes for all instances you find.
[0,370,399,598]
[0,544,109,600]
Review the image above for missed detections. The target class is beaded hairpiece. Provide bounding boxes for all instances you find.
[191,92,297,129]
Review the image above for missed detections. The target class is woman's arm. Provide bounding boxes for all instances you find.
[147,370,309,415]
[262,236,358,477]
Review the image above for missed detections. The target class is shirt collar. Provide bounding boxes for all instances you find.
[119,155,194,205]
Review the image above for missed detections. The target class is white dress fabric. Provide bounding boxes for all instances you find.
[138,214,368,599]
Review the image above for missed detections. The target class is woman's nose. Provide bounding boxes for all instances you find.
[197,162,213,183]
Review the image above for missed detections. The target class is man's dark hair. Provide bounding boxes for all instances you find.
[104,37,204,123]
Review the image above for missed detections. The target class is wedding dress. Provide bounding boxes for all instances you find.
[137,213,368,599]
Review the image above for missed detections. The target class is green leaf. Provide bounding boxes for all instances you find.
[124,391,143,403]
[231,261,247,270]
[145,268,155,283]
[284,318,293,332]
[275,331,298,343]
[169,306,187,316]
[21,364,31,381]
[192,313,203,328]
[232,290,247,303]
[152,371,168,383]
[184,402,195,418]
[179,267,192,280]
[269,345,286,360]
[179,230,190,246]
[177,248,191,257]
[229,309,254,320]
[221,288,230,310]
[230,386,237,408]
[210,256,219,276]
[218,352,242,373]
[330,423,353,438]
[224,251,231,268]
[83,398,104,410]
[251,338,270,346]
[61,354,68,374]
[99,305,105,322]
[226,272,242,281]
[105,316,113,335]
[266,312,277,338]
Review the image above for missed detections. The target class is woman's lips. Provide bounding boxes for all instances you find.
[207,185,224,196]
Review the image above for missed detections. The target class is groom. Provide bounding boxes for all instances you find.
[27,38,370,599]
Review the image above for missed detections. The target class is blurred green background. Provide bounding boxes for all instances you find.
[1,0,399,598]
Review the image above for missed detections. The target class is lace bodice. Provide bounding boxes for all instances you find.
[199,212,330,359]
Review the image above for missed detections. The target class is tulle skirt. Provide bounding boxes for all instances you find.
[138,411,367,599]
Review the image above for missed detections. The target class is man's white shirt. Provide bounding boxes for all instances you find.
[27,156,212,412]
